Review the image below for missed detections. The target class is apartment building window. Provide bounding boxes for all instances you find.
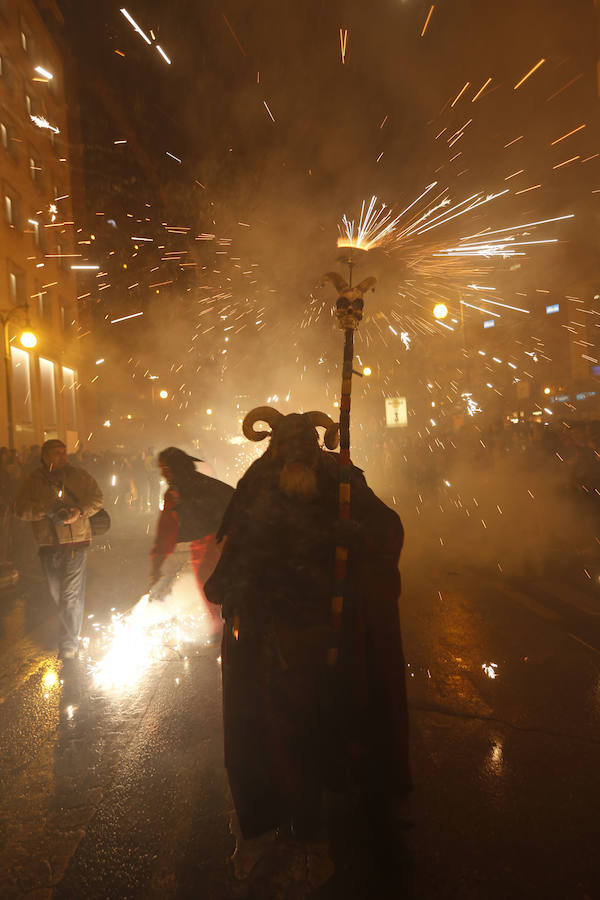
[62,366,77,430]
[28,216,41,248]
[59,299,73,333]
[0,55,11,89]
[11,347,33,426]
[8,264,25,304]
[56,241,68,271]
[0,118,17,160]
[33,286,43,318]
[37,289,53,322]
[4,188,22,229]
[20,21,33,57]
[25,93,39,117]
[40,358,57,432]
[29,155,42,182]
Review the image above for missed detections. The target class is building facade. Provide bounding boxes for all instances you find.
[0,0,81,450]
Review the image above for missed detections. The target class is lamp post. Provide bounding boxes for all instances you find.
[1,304,37,450]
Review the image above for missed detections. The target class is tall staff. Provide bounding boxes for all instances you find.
[323,264,376,666]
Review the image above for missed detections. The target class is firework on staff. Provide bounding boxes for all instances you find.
[338,184,438,251]
[329,179,575,352]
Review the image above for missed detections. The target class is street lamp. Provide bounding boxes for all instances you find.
[159,389,169,399]
[362,366,372,377]
[433,302,448,320]
[20,330,37,349]
[1,304,38,449]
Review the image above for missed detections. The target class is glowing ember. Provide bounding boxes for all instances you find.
[482,662,499,679]
[43,669,59,689]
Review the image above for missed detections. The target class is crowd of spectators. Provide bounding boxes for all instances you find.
[1,419,599,583]
[355,418,600,503]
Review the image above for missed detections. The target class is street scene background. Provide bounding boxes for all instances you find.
[1,0,600,896]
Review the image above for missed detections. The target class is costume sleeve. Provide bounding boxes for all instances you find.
[13,475,47,521]
[150,489,179,560]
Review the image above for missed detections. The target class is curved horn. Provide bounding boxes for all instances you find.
[242,406,284,442]
[306,410,340,450]
[322,272,349,293]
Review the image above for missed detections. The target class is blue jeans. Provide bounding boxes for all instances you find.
[39,546,87,654]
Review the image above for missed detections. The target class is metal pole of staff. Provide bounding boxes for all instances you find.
[322,257,376,667]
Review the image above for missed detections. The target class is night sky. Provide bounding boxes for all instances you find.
[56,0,600,423]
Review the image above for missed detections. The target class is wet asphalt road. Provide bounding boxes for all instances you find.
[1,509,599,899]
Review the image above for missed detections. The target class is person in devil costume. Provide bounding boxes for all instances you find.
[205,407,411,885]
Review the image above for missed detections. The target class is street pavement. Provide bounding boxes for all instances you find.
[0,508,599,899]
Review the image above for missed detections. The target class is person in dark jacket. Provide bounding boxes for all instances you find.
[149,447,233,636]
[14,439,103,659]
[205,407,410,883]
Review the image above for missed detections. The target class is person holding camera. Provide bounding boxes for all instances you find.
[14,439,104,660]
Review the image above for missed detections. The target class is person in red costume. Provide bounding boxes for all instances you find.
[149,447,234,637]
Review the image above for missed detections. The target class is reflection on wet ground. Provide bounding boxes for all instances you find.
[1,514,599,897]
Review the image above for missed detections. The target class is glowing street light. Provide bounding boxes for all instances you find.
[206,408,213,415]
[20,329,37,349]
[159,389,169,399]
[362,366,372,377]
[433,303,449,320]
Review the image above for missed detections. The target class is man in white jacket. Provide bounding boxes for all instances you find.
[14,440,103,659]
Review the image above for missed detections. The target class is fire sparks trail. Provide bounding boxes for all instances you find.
[421,5,435,37]
[120,8,151,45]
[472,77,492,102]
[513,58,546,90]
[340,28,348,64]
[263,100,276,122]
[30,114,60,134]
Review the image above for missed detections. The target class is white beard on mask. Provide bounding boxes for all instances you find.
[278,461,318,499]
